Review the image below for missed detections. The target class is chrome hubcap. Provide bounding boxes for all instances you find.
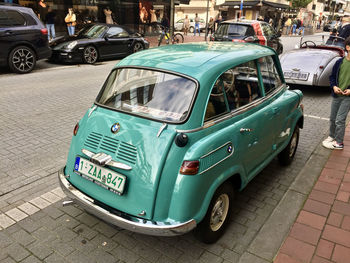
[210,194,229,232]
[84,47,97,63]
[12,48,34,72]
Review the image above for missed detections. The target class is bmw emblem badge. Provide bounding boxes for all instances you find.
[111,123,120,134]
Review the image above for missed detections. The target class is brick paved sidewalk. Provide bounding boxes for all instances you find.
[274,124,350,263]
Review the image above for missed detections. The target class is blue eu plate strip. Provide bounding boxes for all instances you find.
[74,157,80,171]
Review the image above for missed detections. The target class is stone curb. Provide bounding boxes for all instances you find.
[238,141,332,263]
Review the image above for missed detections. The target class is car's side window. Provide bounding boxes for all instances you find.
[215,24,228,37]
[204,78,229,121]
[258,56,282,95]
[5,10,26,26]
[204,61,262,121]
[107,27,129,38]
[0,10,8,27]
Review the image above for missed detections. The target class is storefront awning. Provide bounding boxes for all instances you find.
[262,0,290,9]
[218,0,260,6]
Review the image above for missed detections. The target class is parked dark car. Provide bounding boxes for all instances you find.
[50,23,149,64]
[0,3,51,73]
[211,20,283,55]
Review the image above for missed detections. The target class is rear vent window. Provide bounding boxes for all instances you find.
[23,13,37,26]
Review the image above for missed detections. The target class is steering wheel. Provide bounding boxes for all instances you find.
[300,41,316,48]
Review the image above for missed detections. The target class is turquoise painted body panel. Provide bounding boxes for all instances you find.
[62,42,304,231]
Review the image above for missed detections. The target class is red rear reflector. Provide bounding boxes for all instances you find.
[180,160,199,175]
[319,66,324,69]
[41,28,48,35]
[73,123,79,136]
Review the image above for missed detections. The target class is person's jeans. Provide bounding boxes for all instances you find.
[329,96,350,143]
[67,26,75,36]
[292,24,297,34]
[46,24,55,40]
[194,23,200,36]
[286,26,291,35]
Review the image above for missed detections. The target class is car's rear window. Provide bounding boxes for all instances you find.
[227,24,254,36]
[96,68,197,123]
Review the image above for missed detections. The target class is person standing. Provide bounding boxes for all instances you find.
[322,37,350,150]
[65,8,76,36]
[150,7,157,32]
[285,16,292,35]
[45,6,55,41]
[104,7,114,24]
[37,0,47,21]
[194,13,200,36]
[339,16,350,41]
[208,17,215,34]
[183,15,190,35]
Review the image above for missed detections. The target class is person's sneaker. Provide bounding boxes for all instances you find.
[322,136,334,148]
[332,141,344,150]
[323,140,344,150]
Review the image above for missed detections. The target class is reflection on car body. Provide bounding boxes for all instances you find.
[50,23,149,64]
[58,42,304,244]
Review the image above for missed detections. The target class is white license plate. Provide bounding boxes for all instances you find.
[74,157,126,195]
[284,71,309,81]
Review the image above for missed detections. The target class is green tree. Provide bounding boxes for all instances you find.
[289,0,313,8]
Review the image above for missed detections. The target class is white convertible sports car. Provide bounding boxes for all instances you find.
[280,35,345,87]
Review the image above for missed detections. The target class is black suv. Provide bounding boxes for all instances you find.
[0,4,51,73]
[211,20,283,55]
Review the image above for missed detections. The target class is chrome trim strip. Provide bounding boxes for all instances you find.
[81,149,132,171]
[177,85,285,134]
[88,105,97,117]
[58,168,196,236]
[157,123,168,138]
[199,142,234,175]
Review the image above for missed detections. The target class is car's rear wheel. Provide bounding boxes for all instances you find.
[83,45,98,64]
[133,42,144,53]
[189,26,194,33]
[194,182,234,244]
[8,46,36,74]
[278,125,299,166]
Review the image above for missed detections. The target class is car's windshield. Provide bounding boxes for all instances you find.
[96,68,197,123]
[78,24,108,38]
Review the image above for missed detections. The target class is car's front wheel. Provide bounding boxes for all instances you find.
[278,125,299,166]
[83,45,98,64]
[194,182,234,244]
[8,46,36,74]
[189,26,194,33]
[133,42,144,53]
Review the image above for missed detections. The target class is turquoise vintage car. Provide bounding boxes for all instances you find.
[59,42,304,243]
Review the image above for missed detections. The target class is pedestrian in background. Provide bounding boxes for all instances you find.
[339,16,350,41]
[208,17,214,34]
[194,13,200,36]
[285,16,292,35]
[45,6,55,41]
[103,6,114,24]
[292,18,298,35]
[322,37,350,150]
[65,8,76,36]
[183,15,190,35]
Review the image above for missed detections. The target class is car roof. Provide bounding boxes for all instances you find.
[117,42,275,81]
[0,3,33,12]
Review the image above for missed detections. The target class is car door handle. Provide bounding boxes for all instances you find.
[240,128,252,133]
[5,30,13,35]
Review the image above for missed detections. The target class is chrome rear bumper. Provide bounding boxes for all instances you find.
[58,167,196,236]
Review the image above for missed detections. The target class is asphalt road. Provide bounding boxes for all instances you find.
[0,36,333,263]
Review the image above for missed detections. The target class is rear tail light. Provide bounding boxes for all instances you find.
[73,122,79,136]
[180,160,199,175]
[41,28,48,35]
[232,39,245,43]
[319,65,324,69]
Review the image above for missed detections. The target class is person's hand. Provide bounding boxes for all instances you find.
[343,89,350,96]
[333,86,342,94]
